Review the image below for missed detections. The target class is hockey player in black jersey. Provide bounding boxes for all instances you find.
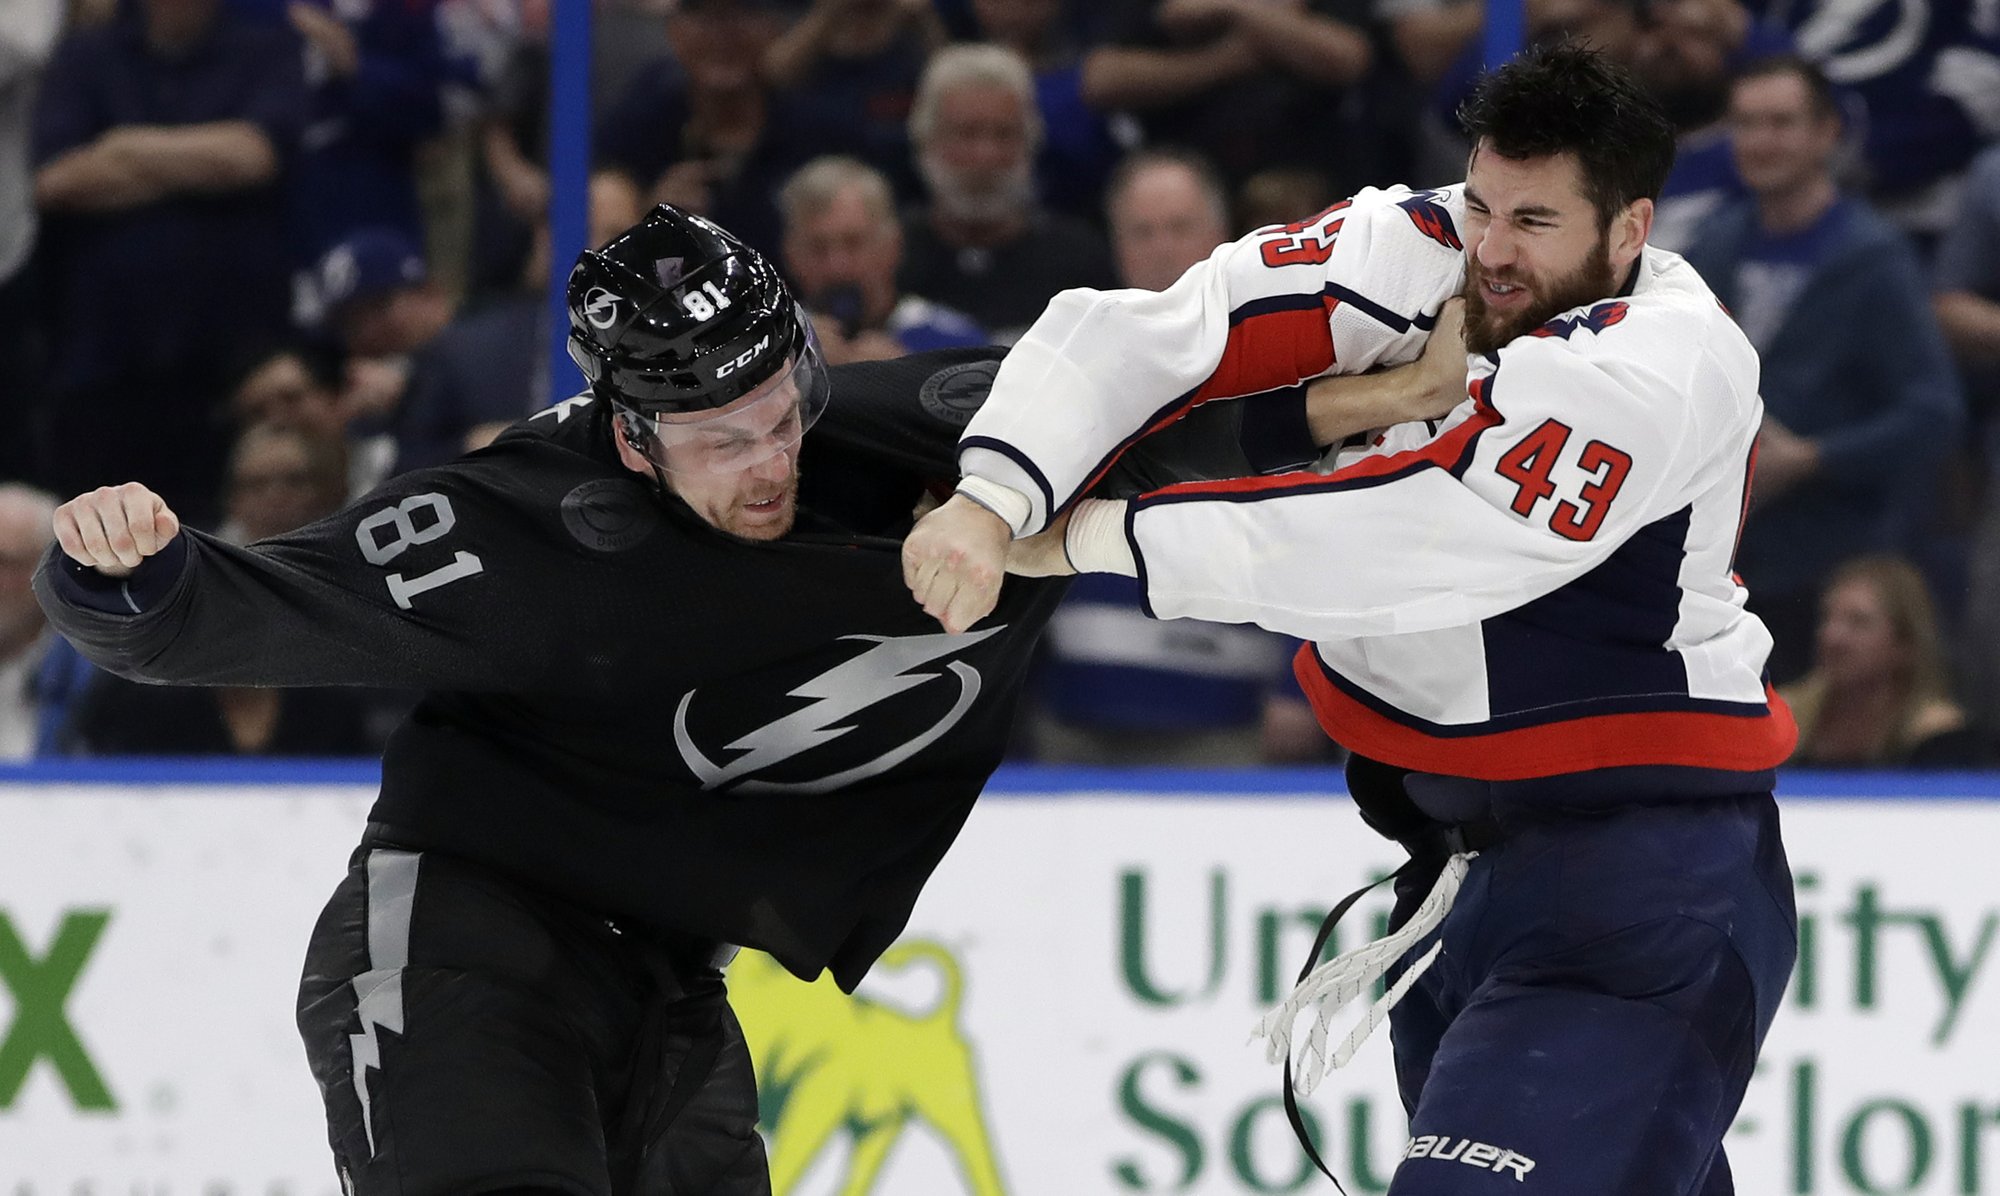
[33,207,1255,1194]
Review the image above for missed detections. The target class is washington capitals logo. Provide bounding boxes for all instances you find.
[1532,301,1630,340]
[1399,190,1463,250]
[674,628,1003,794]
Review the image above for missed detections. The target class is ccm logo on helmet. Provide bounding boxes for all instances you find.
[714,334,772,380]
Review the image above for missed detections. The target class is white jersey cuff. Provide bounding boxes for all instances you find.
[954,476,1034,538]
[1064,499,1136,576]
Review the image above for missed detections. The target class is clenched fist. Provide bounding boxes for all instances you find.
[54,483,182,579]
[902,493,1011,634]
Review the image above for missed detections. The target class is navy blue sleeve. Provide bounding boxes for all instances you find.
[40,535,190,616]
[1239,388,1320,474]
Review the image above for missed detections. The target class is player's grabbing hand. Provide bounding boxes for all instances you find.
[54,483,181,579]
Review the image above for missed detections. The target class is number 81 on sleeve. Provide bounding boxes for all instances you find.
[355,493,486,609]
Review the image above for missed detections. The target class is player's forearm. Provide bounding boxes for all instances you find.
[1934,291,2000,367]
[1234,6,1372,85]
[1306,366,1444,446]
[1080,42,1254,110]
[116,122,280,194]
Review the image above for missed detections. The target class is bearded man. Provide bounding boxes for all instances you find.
[895,42,1115,343]
[904,42,1798,1196]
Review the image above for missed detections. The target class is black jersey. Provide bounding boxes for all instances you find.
[37,349,1249,990]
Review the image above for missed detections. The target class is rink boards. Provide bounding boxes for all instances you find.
[0,764,1995,1195]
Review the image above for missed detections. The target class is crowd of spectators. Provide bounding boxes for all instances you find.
[2,0,1999,767]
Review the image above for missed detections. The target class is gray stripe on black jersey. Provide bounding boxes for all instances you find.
[352,848,420,1157]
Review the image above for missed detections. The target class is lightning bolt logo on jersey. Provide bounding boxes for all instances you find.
[674,628,1004,794]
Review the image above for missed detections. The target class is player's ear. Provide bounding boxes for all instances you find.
[1612,197,1652,271]
[612,410,656,476]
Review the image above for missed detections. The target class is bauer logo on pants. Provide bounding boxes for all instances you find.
[1404,1135,1536,1181]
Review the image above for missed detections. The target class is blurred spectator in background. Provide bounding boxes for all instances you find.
[213,418,351,543]
[778,154,986,366]
[316,226,453,370]
[1936,144,2000,387]
[1412,0,1647,184]
[312,225,454,488]
[32,0,307,528]
[1630,0,1790,252]
[231,342,349,441]
[283,0,449,273]
[1933,143,2000,745]
[1028,148,1305,765]
[1773,0,2000,249]
[1374,0,1480,186]
[970,0,1125,219]
[761,0,942,203]
[1082,0,1377,197]
[596,0,821,255]
[1781,556,1988,768]
[1683,56,1961,683]
[395,170,647,472]
[898,43,1115,342]
[227,340,389,496]
[1104,146,1228,290]
[469,0,554,297]
[466,0,676,297]
[57,421,384,757]
[589,0,677,117]
[0,0,63,486]
[1380,0,1477,89]
[0,485,74,759]
[1235,166,1336,236]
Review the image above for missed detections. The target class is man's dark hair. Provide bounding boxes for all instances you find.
[1733,53,1840,121]
[1457,41,1678,228]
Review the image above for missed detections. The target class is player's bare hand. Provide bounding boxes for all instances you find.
[903,494,1010,634]
[1005,509,1076,578]
[54,483,182,579]
[1303,298,1470,444]
[1407,296,1469,419]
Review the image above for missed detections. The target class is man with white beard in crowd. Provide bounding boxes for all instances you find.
[895,43,1115,343]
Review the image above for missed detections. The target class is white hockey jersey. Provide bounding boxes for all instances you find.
[960,184,1797,781]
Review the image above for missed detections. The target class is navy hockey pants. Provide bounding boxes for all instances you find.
[1382,793,1796,1194]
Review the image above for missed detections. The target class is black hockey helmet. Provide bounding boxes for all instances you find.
[566,204,829,472]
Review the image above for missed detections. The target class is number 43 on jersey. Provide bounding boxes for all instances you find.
[1494,419,1633,542]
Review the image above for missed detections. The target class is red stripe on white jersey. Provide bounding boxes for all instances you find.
[1293,645,1798,780]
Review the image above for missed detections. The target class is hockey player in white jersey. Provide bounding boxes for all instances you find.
[906,42,1797,1196]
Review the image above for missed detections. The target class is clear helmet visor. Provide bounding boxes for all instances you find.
[622,338,831,475]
